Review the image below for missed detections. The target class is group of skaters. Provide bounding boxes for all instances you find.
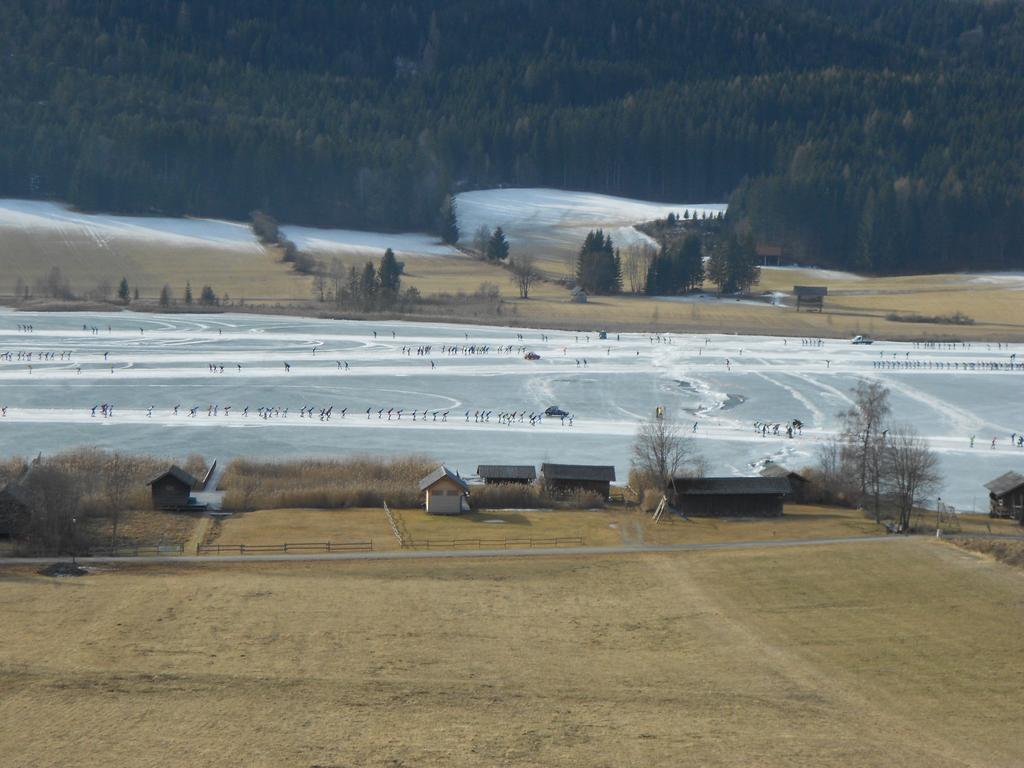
[7,351,72,361]
[873,358,1022,371]
[970,433,1024,449]
[753,419,804,438]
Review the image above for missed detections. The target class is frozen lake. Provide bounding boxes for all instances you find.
[1,310,1022,511]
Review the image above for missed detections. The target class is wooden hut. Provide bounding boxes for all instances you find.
[759,464,810,503]
[794,285,827,312]
[146,466,199,511]
[0,481,31,538]
[667,476,791,517]
[476,465,537,485]
[419,466,470,515]
[540,463,616,499]
[984,471,1024,520]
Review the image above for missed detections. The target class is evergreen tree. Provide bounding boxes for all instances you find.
[117,277,130,303]
[359,261,378,309]
[378,248,402,298]
[576,230,620,294]
[486,227,510,262]
[184,281,193,305]
[439,195,459,245]
[159,284,171,307]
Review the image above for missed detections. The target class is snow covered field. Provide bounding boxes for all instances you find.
[0,199,262,252]
[455,188,727,254]
[1,310,1022,511]
[279,225,458,258]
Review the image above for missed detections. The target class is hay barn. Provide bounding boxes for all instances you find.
[419,466,470,515]
[667,476,791,517]
[540,463,616,499]
[476,465,537,485]
[146,466,199,510]
[984,471,1024,520]
[759,464,810,503]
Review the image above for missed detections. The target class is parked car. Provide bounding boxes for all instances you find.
[544,406,569,417]
[524,352,541,360]
[851,335,875,345]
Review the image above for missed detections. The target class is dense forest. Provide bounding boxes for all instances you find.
[0,0,1022,273]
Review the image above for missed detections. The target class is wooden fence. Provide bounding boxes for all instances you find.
[196,541,373,555]
[84,543,186,557]
[403,536,583,550]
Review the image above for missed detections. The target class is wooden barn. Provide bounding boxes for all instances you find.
[984,471,1024,520]
[146,466,199,511]
[0,481,31,538]
[760,464,810,503]
[540,463,616,499]
[419,466,470,515]
[476,465,537,485]
[667,476,791,517]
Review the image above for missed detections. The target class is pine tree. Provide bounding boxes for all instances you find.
[438,195,459,244]
[486,227,510,261]
[117,277,130,303]
[359,261,378,310]
[159,284,171,307]
[184,281,193,305]
[378,248,402,298]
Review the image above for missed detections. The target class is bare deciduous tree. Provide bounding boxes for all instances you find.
[508,254,541,298]
[884,425,941,532]
[623,241,657,294]
[631,417,699,492]
[840,380,891,520]
[104,453,141,547]
[472,224,492,257]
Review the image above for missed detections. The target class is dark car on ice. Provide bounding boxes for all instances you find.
[544,406,569,417]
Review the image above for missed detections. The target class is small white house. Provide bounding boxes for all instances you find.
[419,466,470,515]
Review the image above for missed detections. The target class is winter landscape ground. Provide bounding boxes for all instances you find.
[2,540,1022,768]
[2,309,1022,510]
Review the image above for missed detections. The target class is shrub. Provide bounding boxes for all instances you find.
[220,455,436,511]
[469,483,553,510]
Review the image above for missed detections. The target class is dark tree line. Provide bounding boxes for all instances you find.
[0,1,1021,273]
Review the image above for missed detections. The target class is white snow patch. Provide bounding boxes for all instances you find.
[279,225,459,258]
[761,265,865,281]
[0,199,261,251]
[454,187,726,252]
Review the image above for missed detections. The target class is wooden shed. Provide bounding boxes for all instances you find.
[984,471,1024,520]
[759,464,810,503]
[477,465,537,485]
[794,285,827,312]
[540,463,616,499]
[146,466,199,511]
[0,481,31,538]
[419,466,470,515]
[667,476,791,517]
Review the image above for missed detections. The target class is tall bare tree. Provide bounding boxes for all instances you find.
[840,380,891,520]
[508,254,541,298]
[104,453,141,548]
[623,241,657,294]
[883,425,941,532]
[631,417,699,492]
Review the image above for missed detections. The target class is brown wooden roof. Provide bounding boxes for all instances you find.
[146,465,198,489]
[477,465,537,481]
[669,476,792,496]
[540,463,616,482]
[984,471,1024,497]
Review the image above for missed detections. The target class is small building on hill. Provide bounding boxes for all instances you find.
[477,465,537,485]
[540,463,616,499]
[570,287,588,304]
[794,285,827,312]
[0,481,31,538]
[419,466,470,515]
[756,243,784,266]
[759,464,810,503]
[667,476,791,517]
[984,471,1024,520]
[146,466,199,510]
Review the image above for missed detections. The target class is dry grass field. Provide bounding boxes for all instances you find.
[1,539,1022,767]
[4,218,1024,340]
[206,504,890,553]
[0,226,313,301]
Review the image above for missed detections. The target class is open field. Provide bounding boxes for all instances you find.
[1,539,1022,766]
